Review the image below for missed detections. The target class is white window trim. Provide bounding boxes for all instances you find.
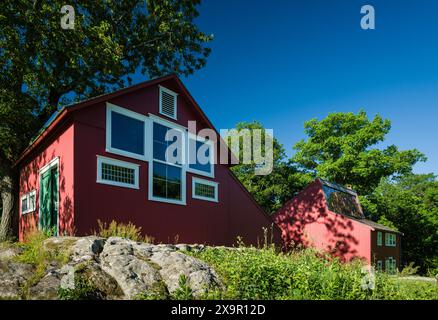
[106,102,149,161]
[97,155,140,189]
[38,157,60,236]
[148,116,186,205]
[376,260,383,272]
[21,190,37,215]
[377,231,382,246]
[159,85,178,120]
[187,133,215,178]
[385,233,396,247]
[192,177,219,202]
[386,257,397,274]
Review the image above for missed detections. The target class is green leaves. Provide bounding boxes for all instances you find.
[190,246,438,300]
[0,0,212,167]
[230,121,311,214]
[363,174,438,275]
[292,110,425,195]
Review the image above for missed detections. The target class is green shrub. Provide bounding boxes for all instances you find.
[190,246,438,300]
[171,275,194,300]
[398,262,420,277]
[58,267,103,300]
[14,230,69,297]
[94,220,154,243]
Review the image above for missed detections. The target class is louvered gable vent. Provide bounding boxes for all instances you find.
[159,86,177,119]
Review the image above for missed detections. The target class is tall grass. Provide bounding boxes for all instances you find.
[94,220,154,243]
[14,230,69,297]
[190,246,438,300]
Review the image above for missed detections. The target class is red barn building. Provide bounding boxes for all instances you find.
[16,75,280,246]
[273,179,402,272]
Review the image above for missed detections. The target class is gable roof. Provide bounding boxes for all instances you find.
[317,178,401,234]
[15,74,233,166]
[354,218,403,234]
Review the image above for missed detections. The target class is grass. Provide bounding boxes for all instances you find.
[189,246,438,300]
[94,220,154,243]
[13,230,69,298]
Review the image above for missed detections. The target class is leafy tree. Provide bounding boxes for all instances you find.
[292,111,425,195]
[229,121,311,214]
[0,0,212,240]
[361,174,438,275]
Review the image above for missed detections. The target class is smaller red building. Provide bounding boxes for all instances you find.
[273,179,402,272]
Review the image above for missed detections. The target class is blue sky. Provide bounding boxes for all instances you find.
[147,0,438,174]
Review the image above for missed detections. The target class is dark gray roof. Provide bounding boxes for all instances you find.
[319,178,358,196]
[355,219,402,234]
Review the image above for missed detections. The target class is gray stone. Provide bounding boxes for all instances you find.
[29,269,61,300]
[148,250,222,297]
[0,261,34,299]
[100,237,162,299]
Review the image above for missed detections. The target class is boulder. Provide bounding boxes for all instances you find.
[0,236,223,300]
[148,250,222,297]
[100,237,163,299]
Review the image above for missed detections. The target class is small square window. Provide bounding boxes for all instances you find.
[97,156,139,189]
[192,178,218,202]
[21,190,36,215]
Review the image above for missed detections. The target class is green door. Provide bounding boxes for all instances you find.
[39,165,59,235]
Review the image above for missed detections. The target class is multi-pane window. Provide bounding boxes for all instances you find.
[322,185,362,219]
[385,257,397,274]
[97,156,139,189]
[377,231,383,246]
[192,178,218,202]
[385,233,396,247]
[188,137,214,177]
[152,162,182,200]
[150,120,185,204]
[106,103,147,160]
[376,260,383,272]
[21,190,36,215]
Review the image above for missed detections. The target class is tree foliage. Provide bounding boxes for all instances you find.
[361,174,438,275]
[292,111,425,195]
[0,0,212,239]
[230,121,311,214]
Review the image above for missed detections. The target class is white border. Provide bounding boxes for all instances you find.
[38,157,60,236]
[159,85,178,120]
[148,116,186,205]
[187,132,215,178]
[148,160,186,205]
[377,231,382,246]
[21,190,36,215]
[385,233,396,247]
[192,177,218,202]
[97,155,140,189]
[106,102,149,161]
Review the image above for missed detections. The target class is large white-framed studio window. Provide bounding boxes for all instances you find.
[97,155,140,189]
[21,190,37,215]
[148,115,186,205]
[187,133,215,178]
[159,85,178,120]
[192,177,218,202]
[106,103,149,161]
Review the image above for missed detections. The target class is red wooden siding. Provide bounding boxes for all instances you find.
[18,77,280,246]
[18,122,75,240]
[273,180,372,263]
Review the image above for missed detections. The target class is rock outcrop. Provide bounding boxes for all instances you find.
[0,237,222,300]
